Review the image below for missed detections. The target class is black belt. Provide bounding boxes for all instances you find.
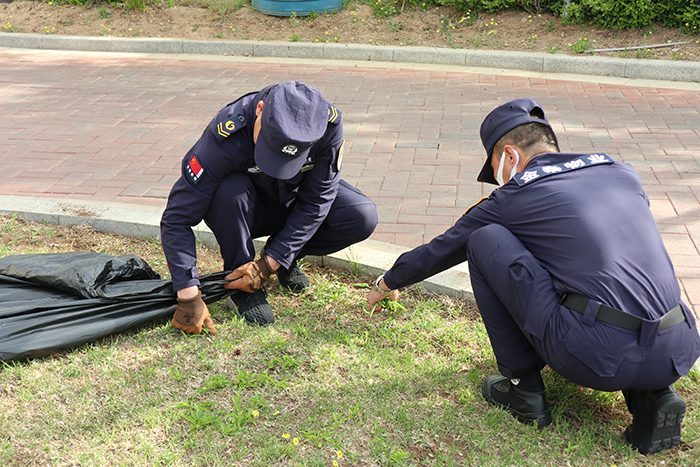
[560,293,686,332]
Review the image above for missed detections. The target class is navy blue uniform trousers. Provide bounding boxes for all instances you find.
[467,224,698,392]
[203,173,378,271]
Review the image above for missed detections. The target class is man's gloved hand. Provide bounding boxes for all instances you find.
[224,256,274,293]
[172,291,217,335]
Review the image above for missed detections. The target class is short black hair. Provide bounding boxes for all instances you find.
[493,122,559,157]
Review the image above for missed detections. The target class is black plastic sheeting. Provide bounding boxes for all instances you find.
[0,252,232,362]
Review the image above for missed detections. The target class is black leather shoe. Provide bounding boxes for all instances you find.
[623,386,685,454]
[277,260,310,294]
[226,289,275,326]
[482,375,552,428]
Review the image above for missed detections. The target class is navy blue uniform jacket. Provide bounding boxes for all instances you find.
[161,86,344,291]
[384,152,686,322]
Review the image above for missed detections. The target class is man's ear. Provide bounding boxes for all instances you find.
[503,145,518,164]
[255,101,264,117]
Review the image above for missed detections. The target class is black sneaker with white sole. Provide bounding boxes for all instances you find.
[623,386,686,454]
[226,289,275,326]
[276,260,310,294]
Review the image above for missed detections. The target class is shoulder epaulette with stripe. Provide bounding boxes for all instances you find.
[213,112,246,142]
[328,104,341,125]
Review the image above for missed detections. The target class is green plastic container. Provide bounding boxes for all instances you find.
[251,0,343,16]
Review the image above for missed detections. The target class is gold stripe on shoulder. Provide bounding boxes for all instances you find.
[328,105,338,123]
[217,122,230,138]
[465,196,490,215]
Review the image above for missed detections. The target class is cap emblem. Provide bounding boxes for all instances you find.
[280,144,298,156]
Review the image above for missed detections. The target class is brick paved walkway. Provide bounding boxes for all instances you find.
[2,49,699,315]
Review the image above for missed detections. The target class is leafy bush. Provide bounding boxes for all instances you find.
[433,0,519,13]
[426,0,698,33]
[432,0,571,15]
[562,0,658,29]
[657,0,700,33]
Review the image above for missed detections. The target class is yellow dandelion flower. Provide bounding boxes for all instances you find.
[337,450,343,458]
[293,437,299,445]
[282,433,290,439]
[252,410,259,418]
[333,462,339,467]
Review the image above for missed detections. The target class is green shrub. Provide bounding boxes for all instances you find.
[433,0,519,14]
[658,0,700,33]
[432,0,569,15]
[563,0,658,29]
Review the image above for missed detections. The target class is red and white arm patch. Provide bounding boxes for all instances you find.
[186,154,205,184]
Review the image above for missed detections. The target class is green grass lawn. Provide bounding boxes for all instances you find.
[0,216,698,466]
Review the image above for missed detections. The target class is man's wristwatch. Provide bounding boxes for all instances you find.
[373,274,394,295]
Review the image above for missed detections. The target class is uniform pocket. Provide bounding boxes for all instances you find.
[522,268,560,340]
[563,328,623,378]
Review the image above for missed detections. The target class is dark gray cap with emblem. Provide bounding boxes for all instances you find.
[477,98,551,185]
[254,81,329,180]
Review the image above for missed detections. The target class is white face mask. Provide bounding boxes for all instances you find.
[496,149,519,186]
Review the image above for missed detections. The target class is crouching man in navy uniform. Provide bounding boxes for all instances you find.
[162,81,378,329]
[367,98,700,454]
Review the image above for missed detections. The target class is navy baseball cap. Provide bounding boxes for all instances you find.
[477,98,550,185]
[255,81,329,180]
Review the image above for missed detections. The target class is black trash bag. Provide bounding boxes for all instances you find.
[0,252,233,362]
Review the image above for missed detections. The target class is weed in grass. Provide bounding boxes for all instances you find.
[125,0,148,12]
[636,48,657,59]
[548,45,560,53]
[202,0,245,17]
[289,32,301,41]
[344,246,363,275]
[673,51,693,60]
[289,12,299,27]
[178,401,220,432]
[569,34,590,53]
[387,19,402,32]
[98,7,111,18]
[199,374,231,393]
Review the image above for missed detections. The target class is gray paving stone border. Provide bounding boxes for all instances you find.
[2,32,700,82]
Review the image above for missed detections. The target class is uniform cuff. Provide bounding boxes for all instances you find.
[264,242,294,270]
[382,270,399,291]
[171,267,201,292]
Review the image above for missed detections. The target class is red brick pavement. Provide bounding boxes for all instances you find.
[1,50,700,314]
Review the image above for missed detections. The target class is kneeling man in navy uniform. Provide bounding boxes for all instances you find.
[162,81,378,329]
[367,98,700,454]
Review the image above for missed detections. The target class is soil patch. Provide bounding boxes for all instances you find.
[2,1,700,61]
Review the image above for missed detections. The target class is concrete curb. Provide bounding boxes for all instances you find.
[0,195,474,300]
[2,32,700,82]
